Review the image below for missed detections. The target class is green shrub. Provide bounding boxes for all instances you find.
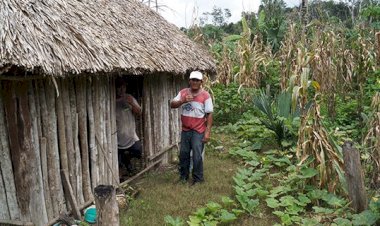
[213,83,256,125]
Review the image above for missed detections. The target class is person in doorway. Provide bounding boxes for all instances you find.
[170,71,213,186]
[116,78,142,175]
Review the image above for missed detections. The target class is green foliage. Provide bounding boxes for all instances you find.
[164,215,184,226]
[213,83,255,125]
[349,196,380,225]
[361,5,380,29]
[257,0,288,52]
[308,1,352,26]
[186,197,241,226]
[323,96,362,143]
[259,60,281,94]
[253,89,299,149]
[200,24,225,42]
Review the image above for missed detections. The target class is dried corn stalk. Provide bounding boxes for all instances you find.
[363,92,380,189]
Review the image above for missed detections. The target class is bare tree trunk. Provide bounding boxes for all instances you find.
[93,79,104,183]
[3,81,48,224]
[45,80,65,215]
[110,78,119,185]
[61,79,77,203]
[104,79,113,184]
[94,185,119,226]
[40,137,53,219]
[87,79,99,189]
[76,78,92,201]
[0,167,9,219]
[0,83,20,219]
[3,81,31,221]
[69,78,84,204]
[56,79,69,182]
[28,81,48,224]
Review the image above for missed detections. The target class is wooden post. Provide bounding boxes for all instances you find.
[94,185,119,226]
[343,141,368,213]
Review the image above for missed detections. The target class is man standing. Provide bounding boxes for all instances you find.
[170,71,213,185]
[116,78,142,174]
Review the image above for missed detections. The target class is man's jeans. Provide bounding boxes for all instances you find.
[179,130,204,182]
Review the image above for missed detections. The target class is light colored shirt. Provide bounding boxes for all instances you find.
[116,94,139,149]
[174,88,213,133]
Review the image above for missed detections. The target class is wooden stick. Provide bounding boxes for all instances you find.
[87,78,98,189]
[0,155,10,219]
[76,78,92,201]
[73,112,85,205]
[45,80,65,215]
[40,137,53,219]
[62,79,77,202]
[36,82,53,219]
[94,79,104,183]
[0,83,20,219]
[96,136,119,185]
[56,79,69,185]
[147,144,176,161]
[119,159,162,188]
[0,220,34,226]
[110,77,119,185]
[105,79,113,185]
[60,170,82,220]
[28,82,48,222]
[69,78,84,205]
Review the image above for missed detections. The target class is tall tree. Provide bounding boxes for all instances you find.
[200,6,232,26]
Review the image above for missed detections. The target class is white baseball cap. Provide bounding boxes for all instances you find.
[189,71,203,80]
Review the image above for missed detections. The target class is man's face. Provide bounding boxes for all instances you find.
[117,84,126,96]
[189,78,202,90]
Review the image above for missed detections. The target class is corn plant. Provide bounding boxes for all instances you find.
[236,17,271,88]
[294,68,345,192]
[309,23,344,118]
[363,92,380,189]
[277,23,309,91]
[346,28,377,114]
[215,35,240,85]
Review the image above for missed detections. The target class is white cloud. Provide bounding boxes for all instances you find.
[158,0,301,28]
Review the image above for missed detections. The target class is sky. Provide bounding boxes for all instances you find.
[158,0,302,28]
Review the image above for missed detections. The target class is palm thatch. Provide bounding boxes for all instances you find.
[0,0,216,76]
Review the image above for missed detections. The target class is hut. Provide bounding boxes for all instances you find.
[0,0,216,225]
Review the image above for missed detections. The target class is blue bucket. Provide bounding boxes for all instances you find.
[84,205,97,224]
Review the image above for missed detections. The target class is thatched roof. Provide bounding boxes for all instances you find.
[0,0,216,76]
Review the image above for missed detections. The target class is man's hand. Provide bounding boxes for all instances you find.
[184,94,193,103]
[202,129,211,143]
[126,95,134,104]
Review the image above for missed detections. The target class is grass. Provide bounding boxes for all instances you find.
[119,130,277,226]
[120,151,238,226]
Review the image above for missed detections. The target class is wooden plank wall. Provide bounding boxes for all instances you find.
[0,76,118,225]
[143,74,185,164]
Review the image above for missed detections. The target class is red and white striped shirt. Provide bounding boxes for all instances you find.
[174,88,213,133]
